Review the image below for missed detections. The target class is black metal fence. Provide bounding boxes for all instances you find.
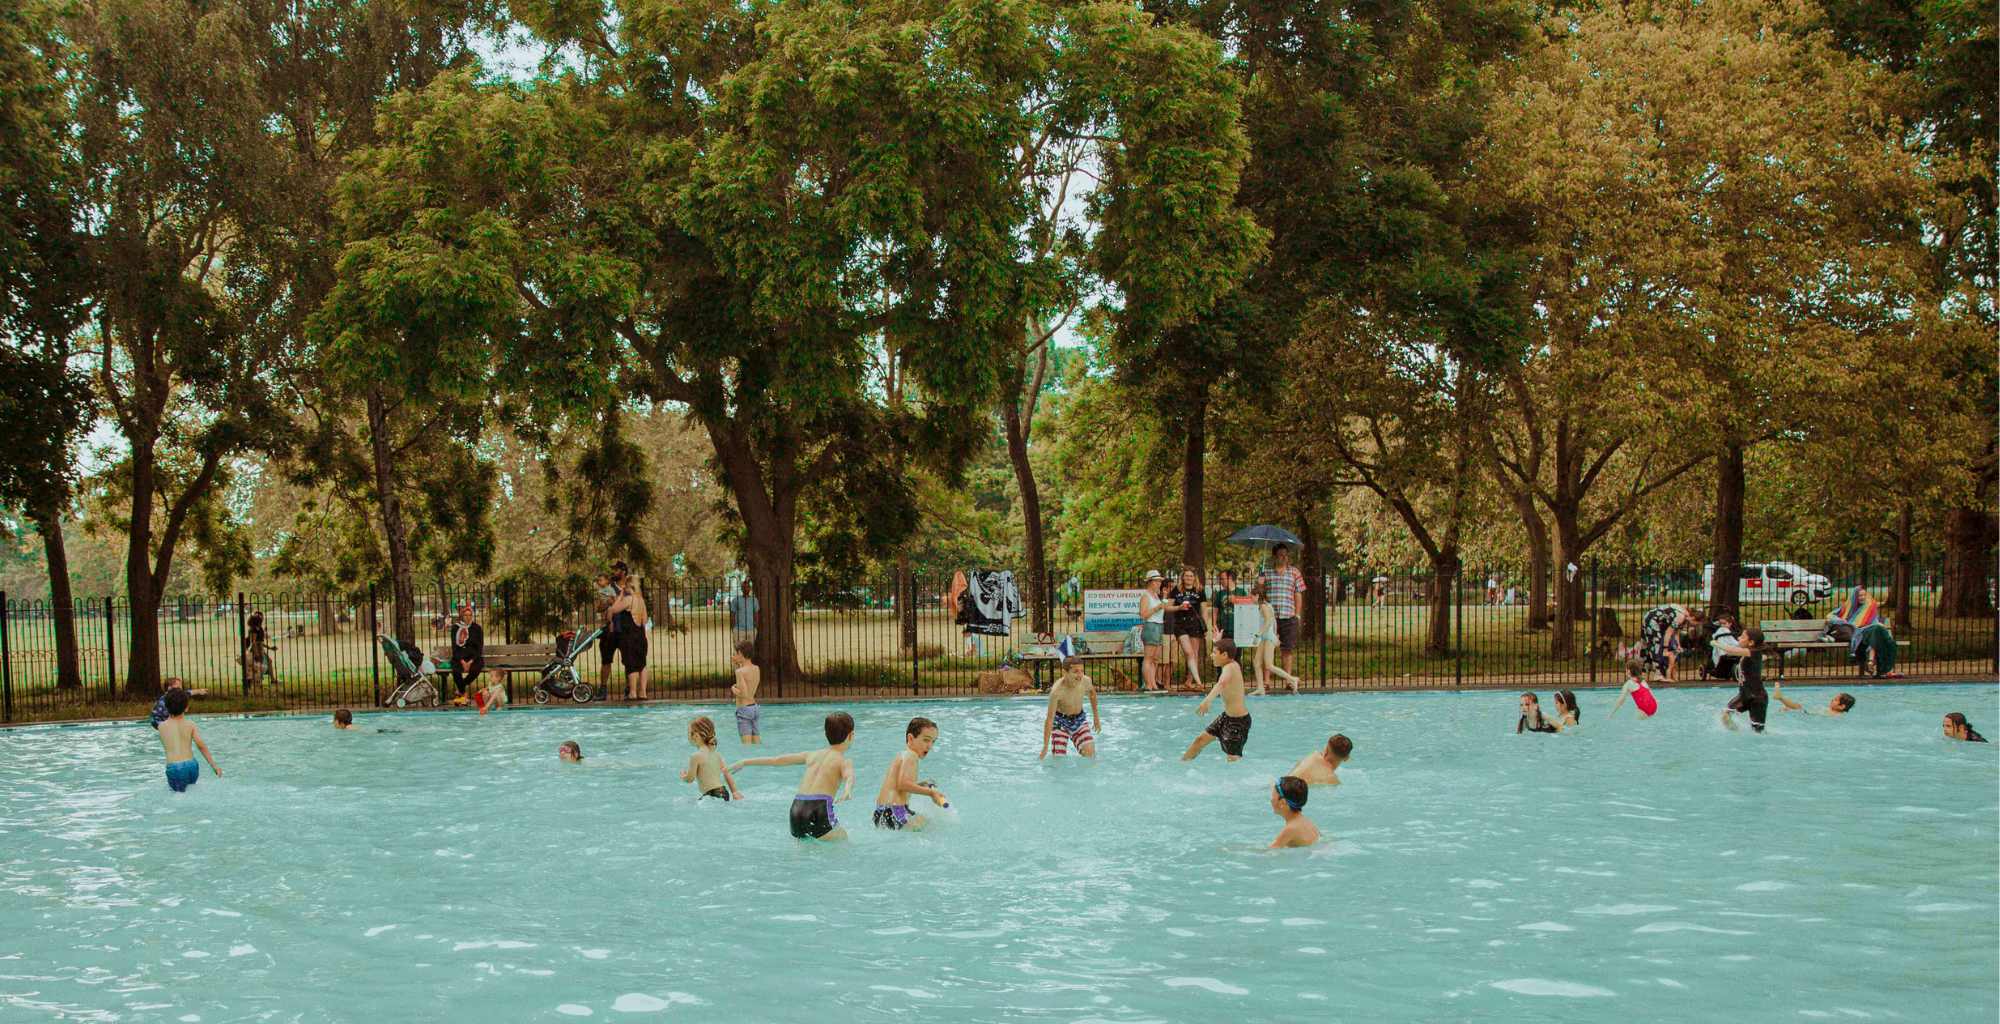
[2,555,1993,722]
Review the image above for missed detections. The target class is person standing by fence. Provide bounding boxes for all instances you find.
[1259,545,1308,682]
[242,612,275,689]
[729,580,759,653]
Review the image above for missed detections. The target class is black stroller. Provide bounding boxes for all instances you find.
[378,634,441,707]
[532,627,602,704]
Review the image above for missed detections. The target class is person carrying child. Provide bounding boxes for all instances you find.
[732,711,857,840]
[681,717,741,800]
[157,689,221,792]
[873,717,948,830]
[1269,776,1319,849]
[1182,640,1251,762]
[1040,657,1102,759]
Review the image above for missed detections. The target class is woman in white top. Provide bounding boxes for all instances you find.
[1138,571,1168,692]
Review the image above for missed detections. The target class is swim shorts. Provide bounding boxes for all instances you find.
[735,703,762,738]
[165,758,200,792]
[789,794,838,839]
[1728,686,1769,733]
[872,804,911,830]
[1050,710,1094,755]
[1205,712,1252,756]
[1275,617,1299,652]
[617,630,649,672]
[703,787,731,802]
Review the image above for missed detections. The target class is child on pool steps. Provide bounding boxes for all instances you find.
[872,717,948,830]
[680,717,740,800]
[731,711,856,840]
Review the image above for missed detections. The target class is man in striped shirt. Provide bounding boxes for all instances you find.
[1259,546,1308,678]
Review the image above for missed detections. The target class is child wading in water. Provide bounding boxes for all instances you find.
[680,717,741,800]
[1040,657,1102,759]
[157,689,221,792]
[1247,582,1301,696]
[1717,628,1772,733]
[873,717,948,830]
[559,740,584,763]
[1608,659,1660,718]
[1269,776,1318,848]
[732,711,856,840]
[731,643,762,744]
[1183,640,1251,762]
[1289,734,1353,787]
[1517,692,1557,734]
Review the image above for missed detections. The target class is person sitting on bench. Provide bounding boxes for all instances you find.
[1826,586,1900,679]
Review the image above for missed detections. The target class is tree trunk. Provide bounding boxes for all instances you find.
[1886,503,1914,626]
[1299,511,1323,650]
[123,440,164,697]
[1550,512,1583,659]
[744,527,800,690]
[1709,440,1746,621]
[1521,505,1552,632]
[1425,552,1459,657]
[31,503,83,689]
[1938,504,1997,618]
[1182,394,1206,573]
[366,389,417,646]
[708,419,806,688]
[1002,397,1049,633]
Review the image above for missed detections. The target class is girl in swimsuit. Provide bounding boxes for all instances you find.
[1609,658,1660,718]
[680,717,741,799]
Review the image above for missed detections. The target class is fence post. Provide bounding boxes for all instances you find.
[237,592,249,695]
[104,596,117,698]
[369,584,381,707]
[1453,567,1464,689]
[2,591,12,723]
[1589,558,1599,687]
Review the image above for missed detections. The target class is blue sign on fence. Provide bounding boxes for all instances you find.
[1082,589,1144,631]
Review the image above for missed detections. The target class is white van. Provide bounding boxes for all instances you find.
[1701,562,1833,608]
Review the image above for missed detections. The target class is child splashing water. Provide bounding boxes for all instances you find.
[1608,659,1659,719]
[680,717,740,799]
[873,717,948,831]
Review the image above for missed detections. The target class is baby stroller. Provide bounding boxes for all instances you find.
[533,626,602,704]
[378,634,441,708]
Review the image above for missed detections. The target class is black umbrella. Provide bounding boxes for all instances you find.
[1226,524,1302,549]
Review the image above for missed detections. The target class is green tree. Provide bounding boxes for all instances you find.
[328,0,1257,684]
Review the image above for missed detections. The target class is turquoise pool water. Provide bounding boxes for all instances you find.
[3,683,1996,1022]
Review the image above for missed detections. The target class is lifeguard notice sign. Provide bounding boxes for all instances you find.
[1082,589,1145,631]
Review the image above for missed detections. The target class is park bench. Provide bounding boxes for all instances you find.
[1017,630,1146,688]
[428,643,556,676]
[1756,619,1907,679]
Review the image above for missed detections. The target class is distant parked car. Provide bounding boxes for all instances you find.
[1702,562,1832,609]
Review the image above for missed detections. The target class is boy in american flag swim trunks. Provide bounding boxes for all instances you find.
[1040,657,1102,759]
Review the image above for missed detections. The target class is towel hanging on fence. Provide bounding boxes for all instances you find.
[959,569,1023,636]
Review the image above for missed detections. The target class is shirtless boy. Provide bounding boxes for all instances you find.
[873,717,948,830]
[1040,657,1102,759]
[1183,640,1251,762]
[732,711,856,840]
[157,689,221,792]
[1289,734,1353,787]
[1269,775,1319,849]
[731,643,763,744]
[681,716,741,800]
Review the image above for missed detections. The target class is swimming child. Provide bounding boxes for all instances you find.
[1773,685,1855,716]
[559,740,584,763]
[157,689,220,792]
[1608,659,1659,718]
[333,708,356,730]
[680,717,741,799]
[1268,776,1319,849]
[1289,734,1353,787]
[1550,689,1580,730]
[1040,657,1102,759]
[873,717,948,830]
[1517,692,1557,734]
[731,643,763,744]
[1944,712,1987,742]
[1717,628,1771,732]
[1183,640,1251,762]
[731,711,857,840]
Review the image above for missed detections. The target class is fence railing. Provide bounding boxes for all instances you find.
[2,555,1994,722]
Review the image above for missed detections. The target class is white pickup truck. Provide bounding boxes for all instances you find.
[1701,561,1834,608]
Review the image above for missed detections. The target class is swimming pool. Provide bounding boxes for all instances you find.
[3,683,1995,1022]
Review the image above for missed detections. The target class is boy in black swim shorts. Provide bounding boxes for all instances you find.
[873,717,948,831]
[1183,640,1252,762]
[732,711,857,840]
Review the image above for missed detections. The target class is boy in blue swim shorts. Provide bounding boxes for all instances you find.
[873,717,948,830]
[730,643,763,744]
[156,689,221,792]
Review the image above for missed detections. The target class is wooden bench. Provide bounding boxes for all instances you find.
[1757,619,1906,679]
[428,643,556,675]
[1017,630,1146,688]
